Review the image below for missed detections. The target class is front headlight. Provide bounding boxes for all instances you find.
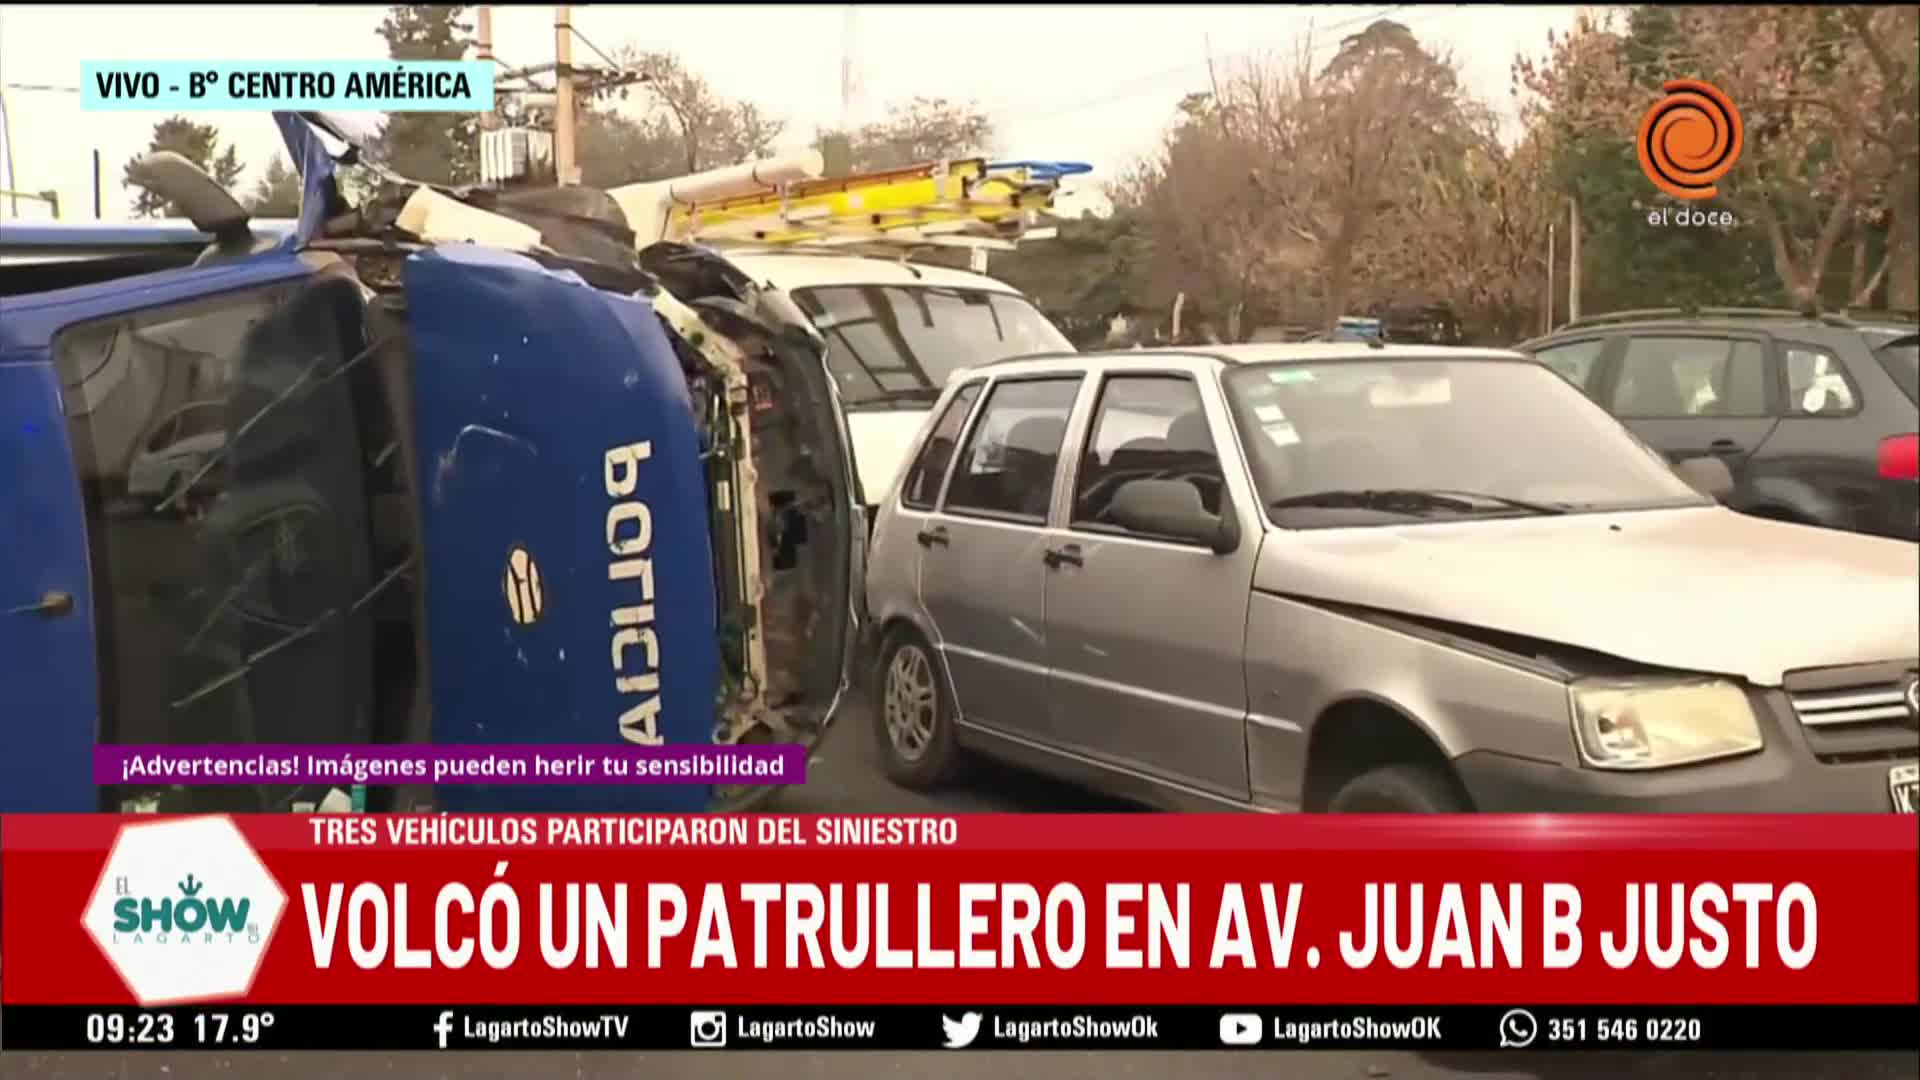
[1568,678,1763,770]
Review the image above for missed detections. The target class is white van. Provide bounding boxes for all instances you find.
[724,251,1075,511]
[609,154,1083,518]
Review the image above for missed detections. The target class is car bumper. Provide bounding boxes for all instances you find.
[1455,748,1918,813]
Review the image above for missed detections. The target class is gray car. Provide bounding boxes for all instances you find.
[863,344,1920,813]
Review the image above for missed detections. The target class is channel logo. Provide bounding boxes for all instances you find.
[689,1009,728,1048]
[1219,1013,1262,1046]
[81,815,287,1006]
[1636,78,1743,201]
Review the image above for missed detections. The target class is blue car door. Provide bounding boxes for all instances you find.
[404,245,719,813]
[0,253,384,812]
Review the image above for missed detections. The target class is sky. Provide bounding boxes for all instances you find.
[0,4,1585,223]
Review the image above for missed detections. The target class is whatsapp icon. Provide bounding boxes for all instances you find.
[1498,1009,1539,1049]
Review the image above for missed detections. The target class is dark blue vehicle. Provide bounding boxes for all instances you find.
[0,113,862,814]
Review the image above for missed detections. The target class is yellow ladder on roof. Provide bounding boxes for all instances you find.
[664,158,1067,251]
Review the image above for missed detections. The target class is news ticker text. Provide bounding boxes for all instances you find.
[3,1004,1913,1052]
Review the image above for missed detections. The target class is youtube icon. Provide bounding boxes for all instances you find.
[1218,1013,1262,1046]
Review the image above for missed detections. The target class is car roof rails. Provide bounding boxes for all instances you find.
[1554,305,1857,333]
[1836,306,1920,326]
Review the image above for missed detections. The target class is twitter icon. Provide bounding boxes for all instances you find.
[942,1012,983,1049]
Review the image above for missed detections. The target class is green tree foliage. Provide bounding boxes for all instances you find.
[992,210,1151,347]
[373,4,477,184]
[122,116,245,218]
[247,155,303,218]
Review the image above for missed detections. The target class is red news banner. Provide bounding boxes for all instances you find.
[1,814,1914,1007]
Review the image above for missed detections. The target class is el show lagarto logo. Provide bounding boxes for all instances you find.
[110,872,255,937]
[1637,79,1744,200]
[81,816,288,1006]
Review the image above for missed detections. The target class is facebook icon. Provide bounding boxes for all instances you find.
[434,1010,457,1049]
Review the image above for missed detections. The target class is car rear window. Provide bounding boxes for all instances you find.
[1873,336,1918,404]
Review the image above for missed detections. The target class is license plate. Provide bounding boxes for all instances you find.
[1891,764,1920,814]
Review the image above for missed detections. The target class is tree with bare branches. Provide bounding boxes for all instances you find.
[814,97,994,173]
[1129,20,1473,337]
[575,47,784,187]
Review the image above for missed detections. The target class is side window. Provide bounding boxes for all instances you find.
[53,276,380,810]
[1533,339,1604,393]
[1072,375,1225,531]
[943,377,1081,521]
[900,381,982,510]
[1609,336,1767,418]
[1781,343,1860,416]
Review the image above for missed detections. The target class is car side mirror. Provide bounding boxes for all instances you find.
[1107,478,1240,554]
[1674,455,1734,501]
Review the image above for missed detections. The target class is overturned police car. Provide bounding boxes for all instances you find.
[0,113,861,814]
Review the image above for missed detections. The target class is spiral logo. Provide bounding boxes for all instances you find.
[1637,79,1743,201]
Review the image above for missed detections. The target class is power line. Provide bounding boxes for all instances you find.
[565,22,626,72]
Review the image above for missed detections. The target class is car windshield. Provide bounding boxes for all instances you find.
[1221,356,1712,528]
[792,285,1072,408]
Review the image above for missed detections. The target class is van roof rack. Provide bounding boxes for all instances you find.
[613,156,1085,254]
[1555,306,1856,332]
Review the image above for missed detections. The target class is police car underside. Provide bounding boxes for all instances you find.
[42,114,858,812]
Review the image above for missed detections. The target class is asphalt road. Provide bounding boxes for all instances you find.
[5,704,1913,1080]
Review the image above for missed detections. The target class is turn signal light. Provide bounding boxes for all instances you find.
[1878,434,1919,481]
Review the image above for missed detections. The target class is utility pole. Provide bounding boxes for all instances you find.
[1545,222,1557,335]
[553,5,578,185]
[821,6,858,176]
[476,6,497,131]
[482,12,641,187]
[1567,195,1582,323]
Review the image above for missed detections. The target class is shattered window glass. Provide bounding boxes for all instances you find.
[52,277,393,811]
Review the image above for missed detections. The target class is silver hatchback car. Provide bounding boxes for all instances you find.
[863,344,1920,813]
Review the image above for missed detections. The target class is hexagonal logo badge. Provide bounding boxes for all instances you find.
[81,816,288,1006]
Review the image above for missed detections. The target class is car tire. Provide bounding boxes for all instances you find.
[873,626,964,789]
[1327,762,1471,813]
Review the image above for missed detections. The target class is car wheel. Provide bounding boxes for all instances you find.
[1327,763,1471,813]
[874,627,963,789]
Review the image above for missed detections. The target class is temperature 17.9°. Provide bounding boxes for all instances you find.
[195,1010,276,1045]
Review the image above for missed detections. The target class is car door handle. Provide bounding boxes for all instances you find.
[1708,439,1743,455]
[1042,544,1083,569]
[5,589,75,618]
[916,526,949,548]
